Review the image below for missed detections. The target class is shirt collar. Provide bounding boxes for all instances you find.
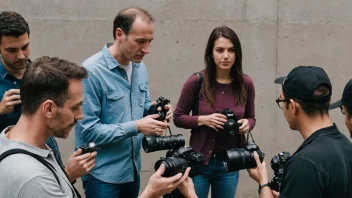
[102,43,140,70]
[0,57,31,79]
[294,123,339,155]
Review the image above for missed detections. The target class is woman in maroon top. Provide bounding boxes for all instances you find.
[173,26,256,198]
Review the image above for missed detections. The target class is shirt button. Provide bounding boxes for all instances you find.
[14,82,17,84]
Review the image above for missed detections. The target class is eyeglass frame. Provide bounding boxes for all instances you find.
[340,106,346,115]
[275,98,291,109]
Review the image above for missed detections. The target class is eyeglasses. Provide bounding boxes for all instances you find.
[340,106,346,115]
[276,98,290,109]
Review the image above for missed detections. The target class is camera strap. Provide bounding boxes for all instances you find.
[246,131,256,143]
[0,149,81,198]
[192,72,203,115]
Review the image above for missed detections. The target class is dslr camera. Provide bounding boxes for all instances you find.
[154,146,204,177]
[79,142,97,155]
[269,152,291,192]
[220,109,242,135]
[224,133,265,172]
[148,96,170,121]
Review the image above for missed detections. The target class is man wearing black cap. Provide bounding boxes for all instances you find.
[248,66,352,198]
[330,79,352,138]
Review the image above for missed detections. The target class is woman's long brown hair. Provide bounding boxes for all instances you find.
[202,26,247,108]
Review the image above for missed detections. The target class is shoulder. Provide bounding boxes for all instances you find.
[82,51,105,71]
[0,154,54,189]
[243,74,254,86]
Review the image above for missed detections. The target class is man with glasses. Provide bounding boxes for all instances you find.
[248,66,352,198]
[329,79,352,138]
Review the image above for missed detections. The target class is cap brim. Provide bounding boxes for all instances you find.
[329,100,342,110]
[274,76,286,84]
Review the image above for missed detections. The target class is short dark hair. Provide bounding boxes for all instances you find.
[113,7,154,40]
[0,11,30,43]
[284,84,330,117]
[21,56,88,115]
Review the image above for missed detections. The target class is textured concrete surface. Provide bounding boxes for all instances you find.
[1,0,351,197]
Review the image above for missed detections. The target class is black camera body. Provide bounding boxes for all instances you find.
[221,109,242,135]
[148,96,170,121]
[269,152,291,192]
[142,134,185,153]
[79,142,97,155]
[154,146,204,178]
[224,141,265,172]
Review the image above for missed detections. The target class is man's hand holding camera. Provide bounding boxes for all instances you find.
[0,89,21,115]
[139,164,192,198]
[65,148,97,182]
[248,151,278,198]
[137,96,173,136]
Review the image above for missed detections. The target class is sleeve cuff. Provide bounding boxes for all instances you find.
[120,121,138,137]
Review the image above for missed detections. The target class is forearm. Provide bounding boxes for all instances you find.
[79,120,138,146]
[173,112,199,129]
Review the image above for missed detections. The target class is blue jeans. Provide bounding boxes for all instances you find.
[193,158,239,198]
[82,174,140,198]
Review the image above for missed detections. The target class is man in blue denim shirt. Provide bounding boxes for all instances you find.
[75,7,173,198]
[0,11,96,183]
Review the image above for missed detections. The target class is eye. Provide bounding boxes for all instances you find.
[216,49,223,53]
[6,49,17,53]
[229,48,235,52]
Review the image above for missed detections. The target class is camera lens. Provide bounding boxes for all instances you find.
[224,148,253,172]
[224,119,239,135]
[154,157,188,177]
[142,134,185,153]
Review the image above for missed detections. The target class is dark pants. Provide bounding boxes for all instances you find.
[83,173,140,198]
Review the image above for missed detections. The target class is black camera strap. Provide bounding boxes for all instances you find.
[0,149,81,198]
[246,131,256,143]
[192,72,203,115]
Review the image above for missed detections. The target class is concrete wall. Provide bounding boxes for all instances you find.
[1,0,351,197]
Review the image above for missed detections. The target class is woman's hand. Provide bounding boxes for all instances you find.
[238,118,250,134]
[197,113,227,131]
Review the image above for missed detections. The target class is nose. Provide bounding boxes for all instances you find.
[141,42,150,54]
[76,107,84,120]
[17,50,25,60]
[223,51,229,59]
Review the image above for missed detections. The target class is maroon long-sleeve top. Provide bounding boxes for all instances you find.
[173,72,256,165]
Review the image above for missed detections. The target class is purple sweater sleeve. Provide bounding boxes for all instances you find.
[244,75,256,131]
[173,73,200,129]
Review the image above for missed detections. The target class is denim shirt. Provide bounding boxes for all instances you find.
[0,57,64,167]
[75,43,152,184]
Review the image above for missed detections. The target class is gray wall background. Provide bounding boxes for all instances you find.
[1,0,352,197]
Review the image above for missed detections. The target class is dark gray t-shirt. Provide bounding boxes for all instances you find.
[0,128,77,198]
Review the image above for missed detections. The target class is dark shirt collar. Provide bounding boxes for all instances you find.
[295,123,338,155]
[0,57,31,79]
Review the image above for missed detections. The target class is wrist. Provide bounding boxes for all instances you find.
[65,167,75,182]
[258,183,271,195]
[197,116,204,126]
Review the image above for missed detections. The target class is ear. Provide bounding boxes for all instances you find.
[115,28,125,42]
[42,100,58,119]
[290,99,298,115]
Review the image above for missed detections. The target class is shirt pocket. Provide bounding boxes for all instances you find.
[106,90,125,114]
[138,83,147,107]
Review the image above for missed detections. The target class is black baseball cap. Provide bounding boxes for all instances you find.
[274,66,332,102]
[329,79,352,110]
